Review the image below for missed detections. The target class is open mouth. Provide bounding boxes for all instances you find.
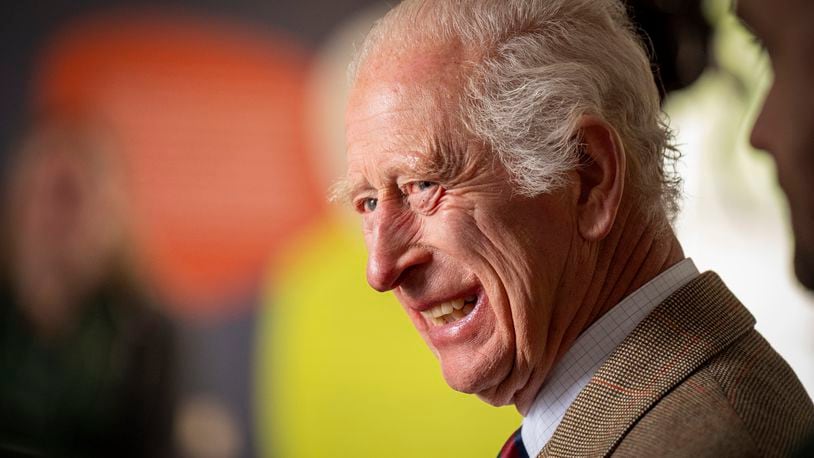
[420,294,478,326]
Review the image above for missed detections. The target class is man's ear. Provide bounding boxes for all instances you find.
[572,115,625,241]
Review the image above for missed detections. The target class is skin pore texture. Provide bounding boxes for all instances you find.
[738,0,814,290]
[343,38,683,415]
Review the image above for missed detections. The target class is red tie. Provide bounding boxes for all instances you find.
[498,427,530,458]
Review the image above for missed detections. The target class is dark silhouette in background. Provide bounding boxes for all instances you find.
[0,120,176,456]
[627,0,710,100]
[738,0,814,454]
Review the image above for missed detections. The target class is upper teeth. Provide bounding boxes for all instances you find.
[420,296,477,326]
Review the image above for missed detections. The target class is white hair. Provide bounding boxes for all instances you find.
[351,0,681,222]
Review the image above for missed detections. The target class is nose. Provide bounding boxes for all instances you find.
[365,204,430,292]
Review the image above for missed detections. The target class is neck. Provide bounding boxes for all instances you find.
[514,203,684,414]
[576,208,684,344]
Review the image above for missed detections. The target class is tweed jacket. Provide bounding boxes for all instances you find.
[539,272,814,458]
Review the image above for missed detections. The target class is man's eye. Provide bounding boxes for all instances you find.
[404,181,438,194]
[363,197,378,213]
[403,181,442,213]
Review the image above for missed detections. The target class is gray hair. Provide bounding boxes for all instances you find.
[351,0,681,222]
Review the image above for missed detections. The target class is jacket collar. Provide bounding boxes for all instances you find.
[541,272,755,457]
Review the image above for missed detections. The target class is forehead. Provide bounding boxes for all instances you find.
[344,43,469,186]
[356,36,468,87]
[348,42,467,131]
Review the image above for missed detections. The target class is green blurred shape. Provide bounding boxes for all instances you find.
[257,220,520,457]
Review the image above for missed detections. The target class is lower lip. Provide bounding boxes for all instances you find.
[424,293,487,347]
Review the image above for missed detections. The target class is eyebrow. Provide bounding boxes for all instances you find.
[330,128,475,205]
[329,175,365,205]
[415,132,471,183]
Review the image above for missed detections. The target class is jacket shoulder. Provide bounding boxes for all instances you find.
[614,330,814,458]
[705,330,814,456]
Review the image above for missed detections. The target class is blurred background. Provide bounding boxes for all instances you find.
[0,0,811,457]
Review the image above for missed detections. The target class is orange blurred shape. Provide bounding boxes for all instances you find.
[34,9,326,316]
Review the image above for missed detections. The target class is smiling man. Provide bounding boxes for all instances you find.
[340,0,814,456]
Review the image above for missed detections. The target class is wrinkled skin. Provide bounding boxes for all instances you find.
[342,34,684,413]
[739,0,814,289]
[343,43,606,412]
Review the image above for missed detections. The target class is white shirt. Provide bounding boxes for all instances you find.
[521,258,700,456]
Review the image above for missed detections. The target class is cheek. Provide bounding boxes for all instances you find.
[362,206,422,241]
[421,207,494,264]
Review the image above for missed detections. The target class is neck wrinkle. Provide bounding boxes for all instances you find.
[556,204,684,370]
[516,204,683,416]
[591,206,684,330]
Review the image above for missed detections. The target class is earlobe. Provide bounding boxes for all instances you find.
[573,116,625,241]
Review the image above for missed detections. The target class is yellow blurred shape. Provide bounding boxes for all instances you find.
[257,219,520,457]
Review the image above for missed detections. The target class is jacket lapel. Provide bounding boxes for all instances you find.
[540,272,755,457]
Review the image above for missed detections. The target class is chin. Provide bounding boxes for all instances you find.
[438,349,515,405]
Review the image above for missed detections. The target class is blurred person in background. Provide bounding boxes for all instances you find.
[0,118,176,456]
[737,0,814,455]
[341,0,814,456]
[738,0,814,292]
[3,2,330,457]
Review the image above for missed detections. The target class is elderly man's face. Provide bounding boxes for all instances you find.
[344,46,577,402]
[739,0,814,289]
